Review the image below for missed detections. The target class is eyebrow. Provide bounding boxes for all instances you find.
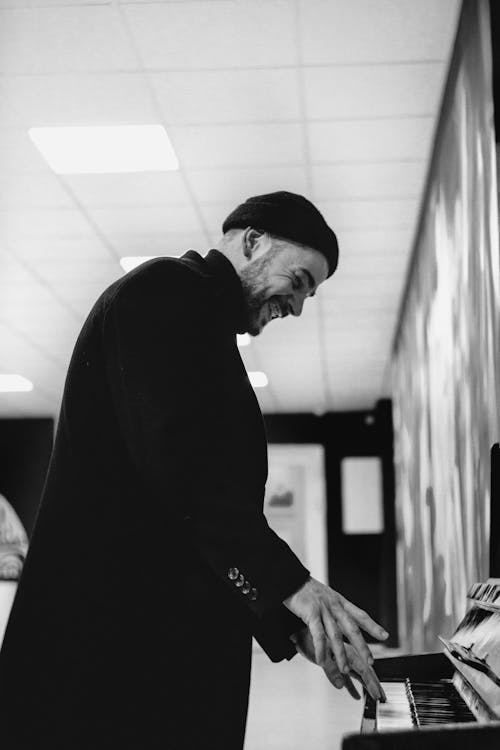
[300,268,317,296]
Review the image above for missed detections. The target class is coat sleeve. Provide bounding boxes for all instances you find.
[101,265,309,659]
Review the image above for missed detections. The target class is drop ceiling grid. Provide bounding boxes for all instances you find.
[311,162,427,201]
[252,301,328,414]
[240,341,281,413]
[0,0,461,417]
[2,242,87,324]
[121,0,335,417]
[2,316,69,365]
[291,0,333,413]
[0,0,211,353]
[114,2,219,251]
[0,9,154,365]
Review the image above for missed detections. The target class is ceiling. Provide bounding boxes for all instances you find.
[0,0,460,417]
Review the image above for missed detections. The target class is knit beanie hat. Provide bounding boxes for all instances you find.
[222,190,339,277]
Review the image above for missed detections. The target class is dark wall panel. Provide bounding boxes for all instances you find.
[0,419,54,539]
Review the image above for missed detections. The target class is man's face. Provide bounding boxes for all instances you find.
[239,234,329,336]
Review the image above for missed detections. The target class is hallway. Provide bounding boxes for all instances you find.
[245,649,365,750]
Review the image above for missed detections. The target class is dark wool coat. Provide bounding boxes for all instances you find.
[0,250,309,749]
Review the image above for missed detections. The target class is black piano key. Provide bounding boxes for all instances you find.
[408,679,476,725]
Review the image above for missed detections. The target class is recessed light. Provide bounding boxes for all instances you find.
[237,334,250,347]
[0,375,33,392]
[248,371,268,388]
[28,125,179,174]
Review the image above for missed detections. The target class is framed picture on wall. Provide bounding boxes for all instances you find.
[264,444,328,583]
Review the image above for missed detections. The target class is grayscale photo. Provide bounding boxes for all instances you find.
[0,1,499,748]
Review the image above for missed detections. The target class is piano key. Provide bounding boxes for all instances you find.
[377,682,414,730]
[374,678,477,730]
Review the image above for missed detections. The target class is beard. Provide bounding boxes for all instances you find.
[239,251,277,336]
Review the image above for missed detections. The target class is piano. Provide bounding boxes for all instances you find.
[342,578,500,749]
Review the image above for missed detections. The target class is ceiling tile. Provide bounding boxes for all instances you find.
[0,174,74,209]
[0,208,98,239]
[55,280,115,304]
[124,1,296,70]
[0,257,37,286]
[339,254,410,278]
[106,233,207,257]
[323,279,402,302]
[256,307,322,349]
[197,202,234,233]
[87,204,202,238]
[187,166,308,204]
[310,118,435,162]
[0,73,157,128]
[0,0,108,6]
[171,123,303,168]
[327,328,392,349]
[0,284,67,316]
[150,69,300,124]
[320,198,419,230]
[63,172,191,208]
[33,258,119,286]
[304,63,446,119]
[267,377,326,414]
[0,130,51,174]
[336,228,413,256]
[312,162,426,200]
[8,236,112,260]
[0,6,136,74]
[299,0,460,64]
[0,0,460,417]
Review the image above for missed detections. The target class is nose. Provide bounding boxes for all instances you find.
[289,293,306,317]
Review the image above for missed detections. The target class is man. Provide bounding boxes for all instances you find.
[0,191,387,749]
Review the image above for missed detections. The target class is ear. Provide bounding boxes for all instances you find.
[242,227,264,260]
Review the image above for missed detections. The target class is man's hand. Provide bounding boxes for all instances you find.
[290,627,386,702]
[284,577,388,675]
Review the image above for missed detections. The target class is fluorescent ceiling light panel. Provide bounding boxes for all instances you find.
[0,374,33,392]
[248,371,268,388]
[237,334,250,347]
[28,125,179,174]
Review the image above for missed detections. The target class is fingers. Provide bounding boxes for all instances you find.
[332,611,374,668]
[342,599,389,642]
[345,645,386,702]
[323,657,345,690]
[309,616,328,666]
[292,580,389,675]
[357,667,385,702]
[322,610,348,673]
[343,674,361,700]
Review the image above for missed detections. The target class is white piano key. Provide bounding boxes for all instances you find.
[377,682,414,730]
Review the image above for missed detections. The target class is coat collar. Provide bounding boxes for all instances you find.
[181,249,248,335]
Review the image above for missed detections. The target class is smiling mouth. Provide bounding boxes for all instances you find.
[268,300,283,321]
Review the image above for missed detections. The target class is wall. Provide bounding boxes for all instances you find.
[392,0,500,651]
[265,400,398,646]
